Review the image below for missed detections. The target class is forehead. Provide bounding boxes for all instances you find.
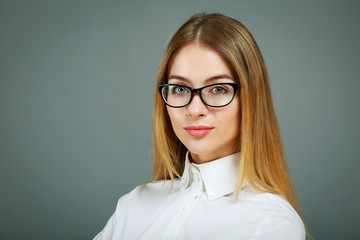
[168,44,234,83]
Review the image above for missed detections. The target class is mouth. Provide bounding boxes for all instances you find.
[183,126,215,137]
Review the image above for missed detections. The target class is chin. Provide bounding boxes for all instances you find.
[183,143,215,156]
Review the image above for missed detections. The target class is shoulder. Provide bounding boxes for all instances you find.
[263,193,305,239]
[238,186,306,239]
[129,179,182,199]
[113,179,182,215]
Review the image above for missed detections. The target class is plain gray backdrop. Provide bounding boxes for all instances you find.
[1,0,359,239]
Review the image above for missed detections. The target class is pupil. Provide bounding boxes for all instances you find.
[215,87,223,93]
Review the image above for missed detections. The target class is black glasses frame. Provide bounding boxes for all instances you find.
[158,83,239,108]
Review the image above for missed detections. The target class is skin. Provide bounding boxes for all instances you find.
[167,43,241,164]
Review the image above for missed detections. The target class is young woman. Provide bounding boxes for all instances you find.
[94,13,308,240]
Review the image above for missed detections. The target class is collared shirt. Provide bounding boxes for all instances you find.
[94,152,305,240]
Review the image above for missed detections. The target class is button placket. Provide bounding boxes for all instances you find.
[193,172,204,208]
[162,166,203,240]
[194,172,199,182]
[192,168,202,194]
[183,169,201,209]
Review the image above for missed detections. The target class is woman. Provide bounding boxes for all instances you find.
[94,13,308,240]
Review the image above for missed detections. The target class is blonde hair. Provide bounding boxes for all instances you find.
[152,13,310,238]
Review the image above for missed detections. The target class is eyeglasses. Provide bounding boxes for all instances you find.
[158,83,239,108]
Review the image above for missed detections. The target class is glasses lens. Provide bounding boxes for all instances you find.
[162,85,191,107]
[201,84,235,106]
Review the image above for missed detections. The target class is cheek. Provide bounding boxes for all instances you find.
[217,104,240,132]
[166,107,182,130]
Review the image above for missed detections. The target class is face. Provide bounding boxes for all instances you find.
[166,43,241,164]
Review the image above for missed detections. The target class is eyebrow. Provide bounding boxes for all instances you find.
[167,74,234,83]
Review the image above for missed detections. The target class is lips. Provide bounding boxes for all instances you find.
[183,125,215,137]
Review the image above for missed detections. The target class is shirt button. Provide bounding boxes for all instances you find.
[183,203,191,210]
[191,167,198,174]
[194,173,199,181]
[209,192,216,199]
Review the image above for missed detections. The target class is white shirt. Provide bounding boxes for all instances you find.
[94,152,305,240]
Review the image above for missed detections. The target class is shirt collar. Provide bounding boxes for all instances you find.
[180,151,242,200]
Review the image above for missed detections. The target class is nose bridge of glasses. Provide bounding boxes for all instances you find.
[189,88,207,107]
[192,88,202,97]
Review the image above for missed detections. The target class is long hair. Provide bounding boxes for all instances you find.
[152,13,309,238]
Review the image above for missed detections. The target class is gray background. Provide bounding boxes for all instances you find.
[1,0,359,239]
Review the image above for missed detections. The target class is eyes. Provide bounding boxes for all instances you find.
[212,86,227,94]
[173,86,189,94]
[171,84,230,95]
[159,82,238,107]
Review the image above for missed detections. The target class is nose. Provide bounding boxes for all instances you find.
[186,94,208,118]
